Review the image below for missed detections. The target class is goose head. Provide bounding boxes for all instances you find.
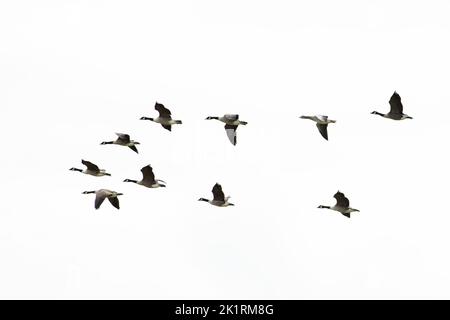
[205,116,219,120]
[140,116,154,121]
[82,191,96,194]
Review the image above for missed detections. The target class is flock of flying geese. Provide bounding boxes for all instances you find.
[70,91,412,218]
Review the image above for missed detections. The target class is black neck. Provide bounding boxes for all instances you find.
[198,198,209,202]
[124,179,138,183]
[71,168,82,172]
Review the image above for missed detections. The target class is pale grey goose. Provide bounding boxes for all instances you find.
[371,91,413,120]
[70,160,111,177]
[140,102,182,131]
[198,183,234,207]
[205,114,247,145]
[299,115,336,141]
[101,133,140,153]
[82,189,123,210]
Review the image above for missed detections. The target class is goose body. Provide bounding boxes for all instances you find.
[372,91,413,120]
[82,189,123,210]
[101,133,140,153]
[300,115,336,140]
[198,183,234,207]
[205,114,248,145]
[140,102,182,131]
[318,191,359,218]
[123,165,166,188]
[70,160,111,177]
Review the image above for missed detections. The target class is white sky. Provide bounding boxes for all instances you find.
[1,0,450,299]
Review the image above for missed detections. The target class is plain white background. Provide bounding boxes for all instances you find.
[1,0,450,299]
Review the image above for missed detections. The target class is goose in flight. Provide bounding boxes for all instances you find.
[70,160,111,177]
[371,91,413,120]
[318,191,359,218]
[299,115,336,140]
[123,165,166,188]
[205,114,247,145]
[101,133,140,153]
[198,183,234,207]
[140,102,182,131]
[82,189,123,210]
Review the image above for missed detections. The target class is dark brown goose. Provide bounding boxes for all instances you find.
[140,102,182,131]
[371,91,413,120]
[198,183,234,207]
[318,191,359,218]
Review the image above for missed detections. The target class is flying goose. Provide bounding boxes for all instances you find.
[100,133,140,153]
[82,189,123,210]
[205,114,247,145]
[140,102,182,131]
[299,115,336,140]
[318,191,359,218]
[123,165,166,188]
[371,91,413,120]
[70,160,111,177]
[198,183,234,207]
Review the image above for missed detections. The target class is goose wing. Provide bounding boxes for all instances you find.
[389,92,403,114]
[225,124,238,145]
[155,102,172,119]
[334,191,350,208]
[116,133,131,143]
[128,145,139,153]
[162,124,172,131]
[94,191,107,209]
[82,160,100,172]
[108,197,120,210]
[141,165,156,184]
[316,123,328,140]
[212,183,225,202]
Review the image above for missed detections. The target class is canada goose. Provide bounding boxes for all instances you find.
[140,102,182,131]
[82,189,123,210]
[205,114,247,145]
[70,160,111,177]
[198,183,234,207]
[123,165,166,188]
[371,91,413,120]
[318,191,359,218]
[100,133,140,153]
[299,115,336,141]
